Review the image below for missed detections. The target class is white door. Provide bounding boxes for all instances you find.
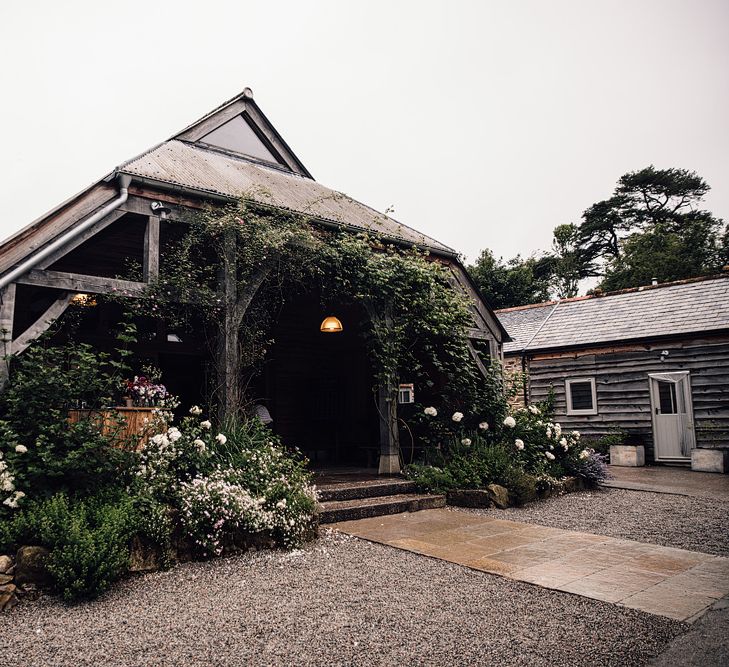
[648,372,696,462]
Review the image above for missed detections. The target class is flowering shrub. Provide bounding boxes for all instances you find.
[134,409,317,556]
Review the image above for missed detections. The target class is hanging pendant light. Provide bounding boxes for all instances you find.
[320,315,343,333]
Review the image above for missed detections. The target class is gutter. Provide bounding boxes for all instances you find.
[521,299,562,404]
[0,175,131,291]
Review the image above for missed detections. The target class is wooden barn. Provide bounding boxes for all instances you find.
[0,88,507,475]
[497,275,729,472]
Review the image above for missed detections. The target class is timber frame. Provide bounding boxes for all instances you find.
[0,88,508,474]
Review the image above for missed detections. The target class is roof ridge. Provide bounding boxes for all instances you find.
[496,271,729,313]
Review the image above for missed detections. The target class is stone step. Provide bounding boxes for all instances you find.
[319,493,446,524]
[317,478,417,502]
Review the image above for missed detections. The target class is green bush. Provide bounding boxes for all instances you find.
[3,490,138,601]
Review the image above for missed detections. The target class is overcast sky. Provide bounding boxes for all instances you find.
[1,0,727,265]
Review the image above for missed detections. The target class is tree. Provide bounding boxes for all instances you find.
[576,166,727,290]
[468,249,552,309]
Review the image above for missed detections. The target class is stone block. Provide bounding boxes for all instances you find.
[610,445,645,467]
[446,489,493,508]
[14,546,51,587]
[691,448,729,474]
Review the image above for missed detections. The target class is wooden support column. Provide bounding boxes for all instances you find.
[0,284,16,388]
[217,227,240,420]
[378,383,401,474]
[143,215,160,282]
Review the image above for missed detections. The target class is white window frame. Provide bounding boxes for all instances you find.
[565,377,598,416]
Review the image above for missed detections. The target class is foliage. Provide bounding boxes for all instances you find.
[470,166,727,306]
[590,428,628,456]
[0,327,139,511]
[564,450,610,485]
[2,490,137,601]
[133,408,317,556]
[468,248,553,309]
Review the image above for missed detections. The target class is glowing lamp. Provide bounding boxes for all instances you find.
[320,316,343,333]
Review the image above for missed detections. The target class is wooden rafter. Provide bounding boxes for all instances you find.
[12,291,73,356]
[16,269,147,296]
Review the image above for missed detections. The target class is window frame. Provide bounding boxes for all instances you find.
[565,377,598,416]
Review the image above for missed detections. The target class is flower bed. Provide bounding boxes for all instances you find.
[405,400,609,505]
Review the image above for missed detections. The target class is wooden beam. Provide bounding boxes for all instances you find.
[36,210,127,269]
[0,284,16,387]
[12,291,73,356]
[143,216,160,282]
[17,269,147,296]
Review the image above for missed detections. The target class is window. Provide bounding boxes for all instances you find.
[565,377,597,415]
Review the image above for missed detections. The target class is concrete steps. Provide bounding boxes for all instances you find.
[317,476,445,523]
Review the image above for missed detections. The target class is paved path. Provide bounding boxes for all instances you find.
[334,508,729,622]
[603,465,729,500]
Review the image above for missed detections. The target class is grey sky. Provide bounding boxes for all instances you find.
[1,0,727,266]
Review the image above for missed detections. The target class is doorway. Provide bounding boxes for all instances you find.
[260,292,379,468]
[648,372,696,462]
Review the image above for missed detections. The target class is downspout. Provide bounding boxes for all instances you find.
[0,174,132,291]
[521,299,562,404]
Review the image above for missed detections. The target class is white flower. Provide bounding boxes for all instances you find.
[461,438,472,446]
[554,423,562,437]
[14,491,25,500]
[1,478,14,492]
[193,439,206,453]
[478,421,489,430]
[424,406,438,417]
[167,427,182,442]
[15,444,27,454]
[572,431,581,440]
[151,433,170,448]
[200,420,212,430]
[189,405,203,416]
[546,427,552,438]
[215,433,227,445]
[515,439,525,450]
[503,416,516,428]
[528,405,540,415]
[545,451,555,460]
[579,449,590,460]
[559,437,568,450]
[452,412,464,423]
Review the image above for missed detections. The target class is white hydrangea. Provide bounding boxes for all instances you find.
[528,405,540,415]
[554,423,562,437]
[215,433,227,445]
[461,438,471,446]
[200,420,212,430]
[559,437,568,450]
[478,421,489,430]
[579,449,590,460]
[167,427,182,442]
[452,412,464,423]
[15,444,27,454]
[503,416,516,428]
[189,405,203,416]
[515,438,525,450]
[424,406,438,417]
[193,439,206,453]
[545,451,555,460]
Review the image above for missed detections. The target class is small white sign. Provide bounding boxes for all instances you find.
[398,383,415,404]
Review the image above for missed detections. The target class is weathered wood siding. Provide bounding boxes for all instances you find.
[523,335,729,461]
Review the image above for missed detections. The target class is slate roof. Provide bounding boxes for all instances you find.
[497,275,729,354]
[118,140,454,254]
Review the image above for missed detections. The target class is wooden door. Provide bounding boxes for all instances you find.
[649,372,696,462]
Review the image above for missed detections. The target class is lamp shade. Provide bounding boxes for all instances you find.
[320,315,343,333]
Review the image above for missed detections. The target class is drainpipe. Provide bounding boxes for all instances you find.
[0,174,132,291]
[520,299,562,404]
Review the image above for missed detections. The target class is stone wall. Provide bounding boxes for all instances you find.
[503,355,527,410]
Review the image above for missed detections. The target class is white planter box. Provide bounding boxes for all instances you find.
[610,445,645,467]
[691,449,729,474]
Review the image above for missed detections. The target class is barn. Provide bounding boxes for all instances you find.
[497,275,729,472]
[0,88,506,475]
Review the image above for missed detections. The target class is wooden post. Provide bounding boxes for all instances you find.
[0,284,16,388]
[143,215,160,282]
[217,227,241,420]
[378,383,401,475]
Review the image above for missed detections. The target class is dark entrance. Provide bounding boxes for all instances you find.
[261,292,379,468]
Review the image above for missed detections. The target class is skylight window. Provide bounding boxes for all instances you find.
[200,115,279,163]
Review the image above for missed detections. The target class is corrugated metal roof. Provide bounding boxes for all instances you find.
[497,275,729,353]
[119,140,455,254]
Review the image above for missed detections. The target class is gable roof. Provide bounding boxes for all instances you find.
[0,88,457,278]
[497,274,729,354]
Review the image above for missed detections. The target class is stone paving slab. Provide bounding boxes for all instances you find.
[333,508,729,622]
[603,465,729,500]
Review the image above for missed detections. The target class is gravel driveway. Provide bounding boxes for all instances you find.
[0,529,683,667]
[465,487,729,557]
